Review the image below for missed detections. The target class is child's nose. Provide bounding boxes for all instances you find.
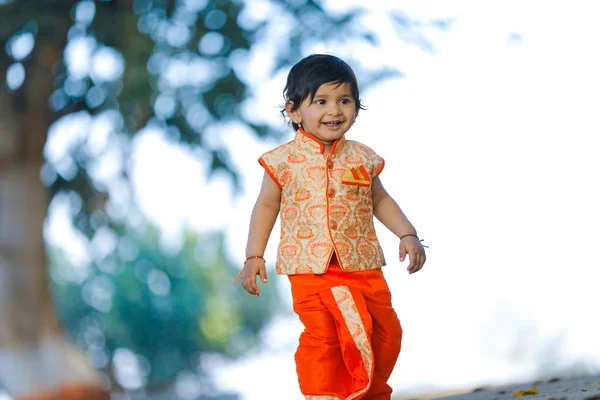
[327,103,342,115]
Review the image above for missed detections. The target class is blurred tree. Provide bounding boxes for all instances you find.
[49,225,277,393]
[0,0,444,398]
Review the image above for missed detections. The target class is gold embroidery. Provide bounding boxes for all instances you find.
[331,286,374,400]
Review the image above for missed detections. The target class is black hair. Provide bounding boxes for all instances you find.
[282,54,365,131]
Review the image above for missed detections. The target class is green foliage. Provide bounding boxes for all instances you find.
[50,226,279,389]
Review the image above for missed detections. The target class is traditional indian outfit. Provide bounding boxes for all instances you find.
[259,128,402,399]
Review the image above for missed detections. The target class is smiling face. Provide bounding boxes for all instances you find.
[286,82,357,152]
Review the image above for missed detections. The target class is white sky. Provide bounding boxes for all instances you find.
[46,0,600,398]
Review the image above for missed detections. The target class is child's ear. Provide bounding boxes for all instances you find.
[285,101,301,125]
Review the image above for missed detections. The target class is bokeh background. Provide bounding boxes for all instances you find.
[1,0,599,399]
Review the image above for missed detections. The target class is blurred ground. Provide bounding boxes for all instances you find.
[393,374,600,400]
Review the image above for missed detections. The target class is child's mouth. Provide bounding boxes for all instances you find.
[324,121,341,128]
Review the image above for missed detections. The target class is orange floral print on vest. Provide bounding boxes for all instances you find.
[259,128,386,275]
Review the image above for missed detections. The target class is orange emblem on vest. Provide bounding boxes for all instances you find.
[345,153,364,165]
[310,241,330,258]
[359,242,376,260]
[294,187,311,202]
[367,230,379,242]
[307,165,326,181]
[329,203,349,222]
[334,240,351,257]
[344,190,361,203]
[342,165,371,187]
[344,226,359,240]
[308,204,327,220]
[281,243,299,259]
[288,153,307,164]
[280,170,293,185]
[357,206,371,221]
[282,206,299,222]
[297,226,314,240]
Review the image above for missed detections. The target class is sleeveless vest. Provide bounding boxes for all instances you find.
[259,128,386,275]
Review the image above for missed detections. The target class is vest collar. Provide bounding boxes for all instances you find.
[295,127,346,155]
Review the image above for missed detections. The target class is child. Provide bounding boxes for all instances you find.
[239,54,426,400]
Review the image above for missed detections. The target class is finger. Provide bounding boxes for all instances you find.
[412,253,423,273]
[243,275,259,296]
[241,279,250,294]
[407,253,415,274]
[418,251,426,271]
[413,251,426,273]
[399,243,407,262]
[259,264,268,283]
[242,264,262,295]
[407,248,417,272]
[250,276,260,295]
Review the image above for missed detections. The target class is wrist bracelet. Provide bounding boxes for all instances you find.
[400,234,429,248]
[400,234,419,240]
[244,256,265,265]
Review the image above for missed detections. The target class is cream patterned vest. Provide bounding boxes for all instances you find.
[259,128,386,275]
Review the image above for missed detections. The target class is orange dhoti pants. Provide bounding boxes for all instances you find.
[289,257,402,400]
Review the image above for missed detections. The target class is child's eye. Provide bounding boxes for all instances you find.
[315,100,326,105]
[340,98,352,105]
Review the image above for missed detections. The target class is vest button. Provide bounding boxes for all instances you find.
[327,160,334,169]
[328,188,335,198]
[330,221,338,230]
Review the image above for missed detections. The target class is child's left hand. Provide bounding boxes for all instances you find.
[400,236,426,274]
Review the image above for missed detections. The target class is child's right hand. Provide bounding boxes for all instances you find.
[240,258,268,296]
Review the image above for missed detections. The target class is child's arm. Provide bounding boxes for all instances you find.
[241,171,281,296]
[371,176,426,274]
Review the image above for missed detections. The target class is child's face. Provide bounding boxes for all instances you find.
[287,82,357,148]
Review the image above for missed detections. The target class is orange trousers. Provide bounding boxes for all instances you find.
[289,257,402,400]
